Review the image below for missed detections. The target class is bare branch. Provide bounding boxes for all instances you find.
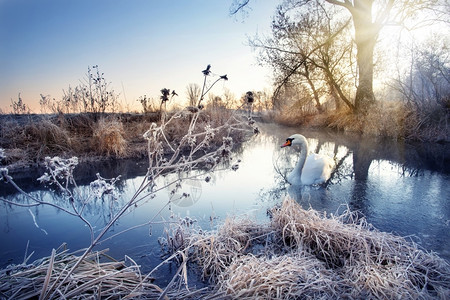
[230,0,250,15]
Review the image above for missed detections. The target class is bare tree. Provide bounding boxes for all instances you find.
[186,83,201,107]
[232,0,448,114]
[396,36,450,114]
[223,88,238,108]
[251,1,355,112]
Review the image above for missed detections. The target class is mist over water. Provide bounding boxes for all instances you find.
[1,122,449,284]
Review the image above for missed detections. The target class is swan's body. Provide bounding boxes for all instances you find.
[281,134,334,185]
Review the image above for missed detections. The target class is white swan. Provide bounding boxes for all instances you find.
[281,134,335,185]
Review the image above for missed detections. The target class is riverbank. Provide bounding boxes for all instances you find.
[268,101,449,143]
[0,112,151,171]
[0,109,252,172]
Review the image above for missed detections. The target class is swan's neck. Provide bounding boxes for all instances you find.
[294,140,308,178]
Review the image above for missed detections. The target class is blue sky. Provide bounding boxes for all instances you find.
[0,0,276,112]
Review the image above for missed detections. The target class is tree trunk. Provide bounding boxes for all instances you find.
[325,0,380,113]
[351,0,378,113]
[324,68,354,110]
[329,83,341,110]
[303,64,323,112]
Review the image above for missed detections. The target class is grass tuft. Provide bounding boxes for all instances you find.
[92,117,127,157]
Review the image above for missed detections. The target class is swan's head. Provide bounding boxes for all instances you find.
[281,134,308,148]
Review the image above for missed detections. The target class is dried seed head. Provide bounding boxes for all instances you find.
[245,91,254,103]
[186,106,199,113]
[0,167,8,181]
[160,88,171,103]
[202,64,211,76]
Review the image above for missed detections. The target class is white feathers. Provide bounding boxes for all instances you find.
[283,134,335,186]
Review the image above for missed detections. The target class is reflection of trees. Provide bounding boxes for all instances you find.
[328,150,353,185]
[164,173,203,208]
[1,203,12,234]
[349,180,369,216]
[352,141,375,181]
[269,128,449,219]
[1,184,128,228]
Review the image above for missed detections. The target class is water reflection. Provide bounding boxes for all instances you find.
[1,122,449,275]
[260,123,450,261]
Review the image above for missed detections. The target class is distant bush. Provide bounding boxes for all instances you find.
[10,93,30,114]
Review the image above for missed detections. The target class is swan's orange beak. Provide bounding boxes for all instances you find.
[281,140,291,148]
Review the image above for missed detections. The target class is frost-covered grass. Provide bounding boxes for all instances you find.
[92,117,127,157]
[2,196,449,299]
[181,197,450,299]
[0,107,251,170]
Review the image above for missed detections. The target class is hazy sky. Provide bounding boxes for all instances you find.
[0,0,277,112]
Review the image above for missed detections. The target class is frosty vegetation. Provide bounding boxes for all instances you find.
[0,65,260,298]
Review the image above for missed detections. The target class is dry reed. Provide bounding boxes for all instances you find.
[184,197,450,299]
[271,197,450,299]
[187,217,265,281]
[0,118,72,164]
[0,245,161,299]
[0,244,219,300]
[217,253,338,299]
[25,120,72,154]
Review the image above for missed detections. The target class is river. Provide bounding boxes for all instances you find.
[1,122,449,285]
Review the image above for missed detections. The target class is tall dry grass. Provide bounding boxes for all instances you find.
[0,117,71,166]
[218,252,336,299]
[187,217,264,281]
[25,120,72,156]
[182,197,450,299]
[0,109,253,171]
[92,117,127,157]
